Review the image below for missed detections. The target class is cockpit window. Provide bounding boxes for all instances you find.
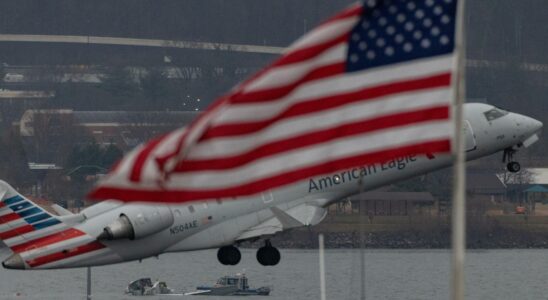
[483,108,508,121]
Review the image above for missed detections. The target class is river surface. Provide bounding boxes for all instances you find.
[0,247,547,300]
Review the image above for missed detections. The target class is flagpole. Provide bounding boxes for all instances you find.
[451,0,467,300]
[319,234,327,300]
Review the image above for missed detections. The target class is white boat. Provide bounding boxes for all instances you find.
[187,272,270,296]
[125,278,176,296]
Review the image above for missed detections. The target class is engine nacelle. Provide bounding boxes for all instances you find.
[98,205,174,240]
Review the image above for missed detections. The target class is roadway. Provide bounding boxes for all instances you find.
[0,34,285,55]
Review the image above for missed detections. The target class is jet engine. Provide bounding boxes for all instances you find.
[98,205,174,240]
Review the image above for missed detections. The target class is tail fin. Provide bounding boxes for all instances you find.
[0,180,66,252]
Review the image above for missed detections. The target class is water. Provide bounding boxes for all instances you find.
[0,247,547,300]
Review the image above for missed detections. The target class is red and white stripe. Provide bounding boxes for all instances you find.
[16,230,107,269]
[89,3,456,202]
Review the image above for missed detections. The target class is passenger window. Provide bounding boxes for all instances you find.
[483,108,508,121]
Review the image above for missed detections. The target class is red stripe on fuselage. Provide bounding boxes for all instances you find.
[0,213,21,225]
[0,224,34,240]
[10,228,85,253]
[26,241,105,268]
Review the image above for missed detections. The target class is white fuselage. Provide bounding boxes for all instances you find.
[6,103,544,269]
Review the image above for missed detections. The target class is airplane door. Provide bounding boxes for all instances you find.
[464,120,477,152]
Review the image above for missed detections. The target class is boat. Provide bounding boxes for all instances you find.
[186,272,270,296]
[125,277,176,296]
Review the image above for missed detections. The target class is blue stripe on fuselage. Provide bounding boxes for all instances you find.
[32,219,61,230]
[9,201,32,212]
[25,213,50,224]
[3,195,24,205]
[17,207,42,218]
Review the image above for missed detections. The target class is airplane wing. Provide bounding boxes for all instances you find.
[236,202,327,241]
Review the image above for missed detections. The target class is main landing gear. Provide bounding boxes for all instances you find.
[256,240,280,266]
[216,240,281,266]
[503,147,521,173]
[217,245,241,265]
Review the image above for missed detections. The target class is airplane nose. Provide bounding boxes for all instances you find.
[514,114,543,133]
[529,118,543,132]
[521,115,543,133]
[2,253,25,270]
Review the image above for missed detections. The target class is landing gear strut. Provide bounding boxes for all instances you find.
[256,240,280,266]
[217,245,241,265]
[503,147,521,173]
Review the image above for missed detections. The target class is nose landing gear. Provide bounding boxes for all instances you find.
[256,240,280,266]
[217,245,241,265]
[507,161,521,173]
[503,147,521,173]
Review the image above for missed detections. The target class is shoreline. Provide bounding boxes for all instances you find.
[241,228,548,249]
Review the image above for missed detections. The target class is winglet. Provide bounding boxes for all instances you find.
[51,204,73,216]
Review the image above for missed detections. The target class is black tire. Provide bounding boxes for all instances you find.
[507,161,521,173]
[256,246,281,266]
[256,246,269,266]
[217,246,241,265]
[268,246,281,266]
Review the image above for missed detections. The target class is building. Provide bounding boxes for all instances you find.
[16,109,200,165]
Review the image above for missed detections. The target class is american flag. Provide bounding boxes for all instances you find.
[89,0,459,202]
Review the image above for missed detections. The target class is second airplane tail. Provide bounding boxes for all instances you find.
[0,180,66,253]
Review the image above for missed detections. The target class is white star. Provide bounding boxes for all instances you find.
[397,13,406,23]
[423,18,433,27]
[362,21,370,29]
[359,41,368,50]
[352,33,361,41]
[366,50,376,60]
[385,47,395,56]
[404,22,414,31]
[395,34,404,44]
[378,17,388,26]
[426,0,435,7]
[376,38,386,47]
[413,30,423,40]
[407,2,416,11]
[389,5,398,14]
[350,54,359,63]
[434,6,443,16]
[431,26,440,36]
[421,39,431,48]
[368,29,377,38]
[440,35,449,45]
[386,26,396,35]
[415,9,425,19]
[403,43,413,52]
[441,15,451,24]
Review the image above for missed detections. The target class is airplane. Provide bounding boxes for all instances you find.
[0,103,542,270]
